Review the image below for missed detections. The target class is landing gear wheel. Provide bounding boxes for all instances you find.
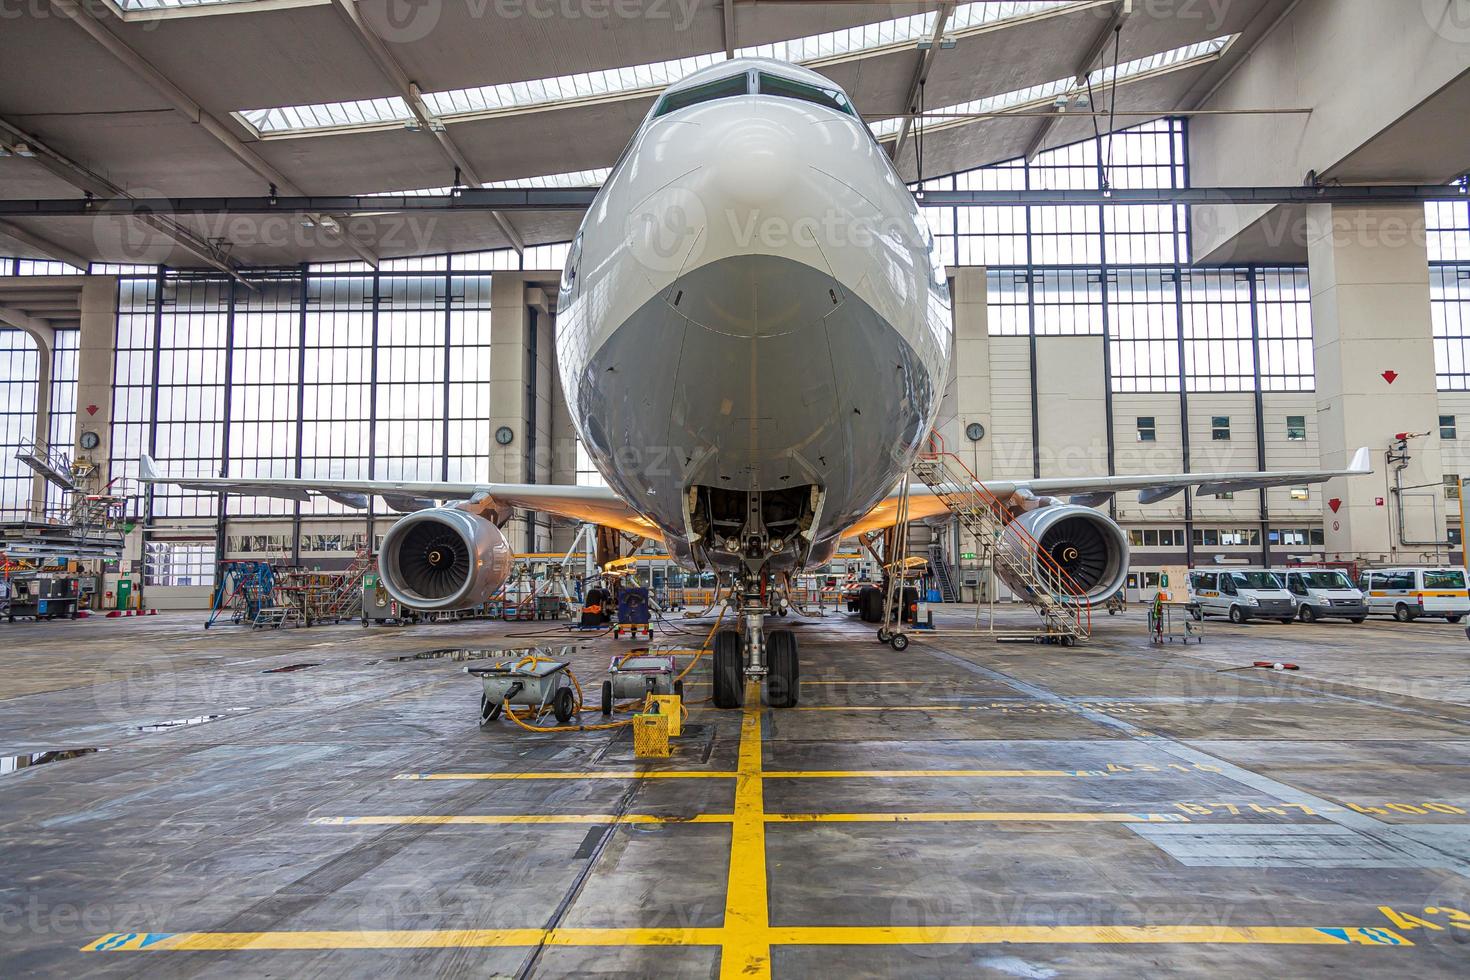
[889,632,910,651]
[479,694,502,727]
[1228,606,1246,625]
[552,687,575,725]
[766,630,800,708]
[876,627,892,643]
[712,629,744,709]
[601,680,613,715]
[859,587,882,623]
[1394,603,1415,623]
[1298,604,1317,623]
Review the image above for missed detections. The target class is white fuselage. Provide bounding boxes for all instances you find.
[557,58,951,569]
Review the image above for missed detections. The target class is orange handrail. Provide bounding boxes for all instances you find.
[917,430,1091,635]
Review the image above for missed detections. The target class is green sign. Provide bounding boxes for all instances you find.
[961,552,977,560]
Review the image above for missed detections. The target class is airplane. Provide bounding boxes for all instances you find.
[140,57,1373,710]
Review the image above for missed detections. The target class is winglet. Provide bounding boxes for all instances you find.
[1347,446,1372,474]
[139,454,160,483]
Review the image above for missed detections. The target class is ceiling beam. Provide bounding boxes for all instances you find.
[5,184,1462,217]
[0,304,57,352]
[1023,0,1130,162]
[888,2,954,166]
[0,218,90,270]
[0,116,246,282]
[330,0,524,253]
[46,0,381,268]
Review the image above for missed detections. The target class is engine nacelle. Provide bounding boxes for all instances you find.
[378,507,514,611]
[996,505,1129,607]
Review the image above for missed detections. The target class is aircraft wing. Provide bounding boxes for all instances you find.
[137,454,660,538]
[843,447,1374,537]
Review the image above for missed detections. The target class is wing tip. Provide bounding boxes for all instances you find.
[1348,446,1372,473]
[139,453,159,483]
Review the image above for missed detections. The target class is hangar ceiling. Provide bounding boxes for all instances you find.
[0,0,1289,269]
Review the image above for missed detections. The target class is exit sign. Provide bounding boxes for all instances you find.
[961,552,978,560]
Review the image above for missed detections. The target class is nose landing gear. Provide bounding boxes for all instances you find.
[710,569,801,708]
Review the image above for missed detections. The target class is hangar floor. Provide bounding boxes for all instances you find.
[3,605,1470,976]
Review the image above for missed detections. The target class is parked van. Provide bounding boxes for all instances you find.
[1282,569,1367,623]
[1357,567,1470,622]
[1188,569,1296,624]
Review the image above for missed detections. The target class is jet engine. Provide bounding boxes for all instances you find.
[996,505,1129,606]
[378,506,514,611]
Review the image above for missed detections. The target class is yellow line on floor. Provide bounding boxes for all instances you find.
[394,771,736,781]
[395,768,1082,782]
[720,681,771,980]
[310,814,731,826]
[765,811,1188,824]
[81,927,721,952]
[763,925,1413,947]
[789,705,1022,712]
[764,769,1075,778]
[80,923,1411,952]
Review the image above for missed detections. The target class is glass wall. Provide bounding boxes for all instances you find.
[918,120,1316,394]
[0,330,40,521]
[109,255,502,525]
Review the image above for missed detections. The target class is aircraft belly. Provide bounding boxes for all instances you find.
[576,254,935,545]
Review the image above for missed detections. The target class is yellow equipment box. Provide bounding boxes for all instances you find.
[633,713,670,758]
[649,694,682,736]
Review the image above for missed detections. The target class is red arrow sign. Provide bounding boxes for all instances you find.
[85,404,99,416]
[1328,498,1342,513]
[1382,370,1398,384]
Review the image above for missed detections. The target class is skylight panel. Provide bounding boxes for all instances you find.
[235,1,1085,137]
[362,168,613,198]
[871,34,1238,141]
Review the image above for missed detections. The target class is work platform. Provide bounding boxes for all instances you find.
[1,606,1468,976]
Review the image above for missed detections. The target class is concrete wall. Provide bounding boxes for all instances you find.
[1190,0,1470,263]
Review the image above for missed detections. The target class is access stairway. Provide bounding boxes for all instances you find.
[927,542,960,602]
[909,434,1090,642]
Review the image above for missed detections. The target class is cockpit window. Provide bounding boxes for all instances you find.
[756,72,856,117]
[652,73,750,118]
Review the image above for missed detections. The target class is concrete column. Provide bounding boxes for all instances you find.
[942,268,992,598]
[28,329,53,520]
[489,276,529,550]
[1308,204,1445,564]
[77,278,119,485]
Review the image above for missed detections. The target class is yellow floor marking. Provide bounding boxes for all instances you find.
[765,811,1186,824]
[397,769,1081,782]
[394,771,736,781]
[82,927,721,952]
[790,705,1028,712]
[764,769,1073,779]
[310,814,732,827]
[763,925,1412,947]
[81,923,1410,952]
[720,681,771,979]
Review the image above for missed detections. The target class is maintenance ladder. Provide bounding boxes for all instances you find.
[909,433,1091,642]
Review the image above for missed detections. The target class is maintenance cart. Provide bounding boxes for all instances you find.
[1148,601,1204,644]
[602,651,682,714]
[467,649,578,727]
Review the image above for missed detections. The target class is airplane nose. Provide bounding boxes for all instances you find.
[708,116,801,209]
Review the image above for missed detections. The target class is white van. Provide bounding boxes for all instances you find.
[1357,567,1470,623]
[1282,569,1367,623]
[1188,569,1297,624]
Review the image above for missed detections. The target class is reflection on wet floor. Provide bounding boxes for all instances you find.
[261,663,322,673]
[134,713,236,733]
[390,648,505,663]
[1,748,102,775]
